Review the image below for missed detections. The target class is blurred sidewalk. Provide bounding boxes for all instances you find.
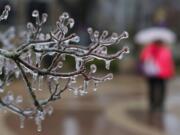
[0,75,180,135]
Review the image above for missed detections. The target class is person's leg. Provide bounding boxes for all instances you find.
[155,78,166,111]
[148,78,156,111]
[159,79,166,111]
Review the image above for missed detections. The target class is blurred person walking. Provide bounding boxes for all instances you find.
[135,27,176,112]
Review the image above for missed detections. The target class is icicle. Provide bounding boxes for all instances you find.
[32,73,38,90]
[90,64,97,73]
[75,57,83,71]
[70,76,76,84]
[38,76,44,91]
[35,53,41,66]
[0,5,11,20]
[93,81,99,91]
[83,80,89,91]
[73,89,78,96]
[35,118,42,132]
[0,56,4,74]
[15,70,20,78]
[105,60,111,70]
[41,13,48,23]
[19,116,25,128]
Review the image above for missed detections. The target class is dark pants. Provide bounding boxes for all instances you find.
[147,77,166,112]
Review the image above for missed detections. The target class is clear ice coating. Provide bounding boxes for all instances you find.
[0,5,129,132]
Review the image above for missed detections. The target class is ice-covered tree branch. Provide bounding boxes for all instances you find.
[0,5,129,131]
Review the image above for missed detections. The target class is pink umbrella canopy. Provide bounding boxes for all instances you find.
[135,27,176,45]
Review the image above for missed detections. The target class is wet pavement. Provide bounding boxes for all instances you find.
[0,75,180,135]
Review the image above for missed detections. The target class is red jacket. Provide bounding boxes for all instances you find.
[140,43,175,79]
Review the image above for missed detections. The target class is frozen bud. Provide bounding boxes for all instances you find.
[90,64,97,73]
[68,18,75,28]
[32,10,39,17]
[101,30,108,38]
[120,31,129,39]
[94,31,99,38]
[27,22,34,30]
[61,12,69,19]
[87,27,93,34]
[5,5,11,11]
[123,46,130,54]
[42,13,48,23]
